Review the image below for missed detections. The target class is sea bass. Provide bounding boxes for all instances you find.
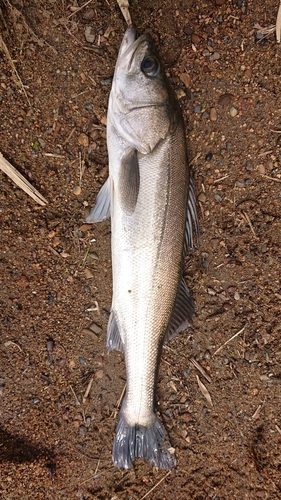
[86,24,198,470]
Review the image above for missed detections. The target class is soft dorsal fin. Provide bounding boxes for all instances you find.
[184,179,199,253]
[119,149,140,215]
[164,278,195,343]
[107,310,124,353]
[86,177,111,223]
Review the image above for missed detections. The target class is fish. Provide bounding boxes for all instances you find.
[86,24,198,470]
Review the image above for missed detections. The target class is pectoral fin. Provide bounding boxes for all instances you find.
[86,177,111,223]
[164,278,195,343]
[119,149,140,215]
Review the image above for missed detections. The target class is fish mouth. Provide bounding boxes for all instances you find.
[118,24,149,72]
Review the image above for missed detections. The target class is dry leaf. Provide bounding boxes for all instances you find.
[84,268,94,279]
[0,152,48,206]
[196,375,213,407]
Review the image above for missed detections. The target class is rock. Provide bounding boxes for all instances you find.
[210,107,218,121]
[194,105,201,113]
[210,52,220,61]
[229,106,238,117]
[82,8,95,20]
[205,152,213,162]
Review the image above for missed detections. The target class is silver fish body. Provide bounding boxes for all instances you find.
[87,25,198,469]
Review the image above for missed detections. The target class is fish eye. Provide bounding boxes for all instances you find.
[141,56,160,77]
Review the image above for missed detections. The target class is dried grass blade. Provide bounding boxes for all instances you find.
[190,357,211,383]
[196,375,213,407]
[0,152,48,206]
[276,0,281,43]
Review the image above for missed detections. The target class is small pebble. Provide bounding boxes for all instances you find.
[89,322,102,335]
[79,425,88,436]
[33,397,40,404]
[229,106,238,117]
[234,291,240,301]
[47,338,54,352]
[84,102,93,112]
[205,152,213,162]
[78,357,86,365]
[214,194,222,202]
[73,186,82,196]
[198,192,206,203]
[210,52,220,61]
[194,105,201,113]
[210,107,217,121]
[84,26,95,44]
[259,164,265,174]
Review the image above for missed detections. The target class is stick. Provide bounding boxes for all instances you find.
[0,152,48,206]
[213,326,245,356]
[140,471,171,500]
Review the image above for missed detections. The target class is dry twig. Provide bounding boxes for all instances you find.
[140,471,171,500]
[82,375,94,404]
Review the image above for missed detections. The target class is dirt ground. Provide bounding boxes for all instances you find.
[1,0,281,498]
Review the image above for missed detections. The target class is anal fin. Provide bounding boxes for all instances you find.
[107,310,124,353]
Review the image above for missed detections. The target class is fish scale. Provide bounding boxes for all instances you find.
[86,24,198,470]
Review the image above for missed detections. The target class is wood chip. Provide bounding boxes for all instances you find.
[196,375,213,407]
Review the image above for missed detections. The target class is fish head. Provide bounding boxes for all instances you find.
[109,25,178,154]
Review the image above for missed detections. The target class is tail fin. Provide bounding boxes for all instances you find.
[112,408,176,470]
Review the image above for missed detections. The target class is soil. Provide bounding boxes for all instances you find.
[1,0,281,498]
